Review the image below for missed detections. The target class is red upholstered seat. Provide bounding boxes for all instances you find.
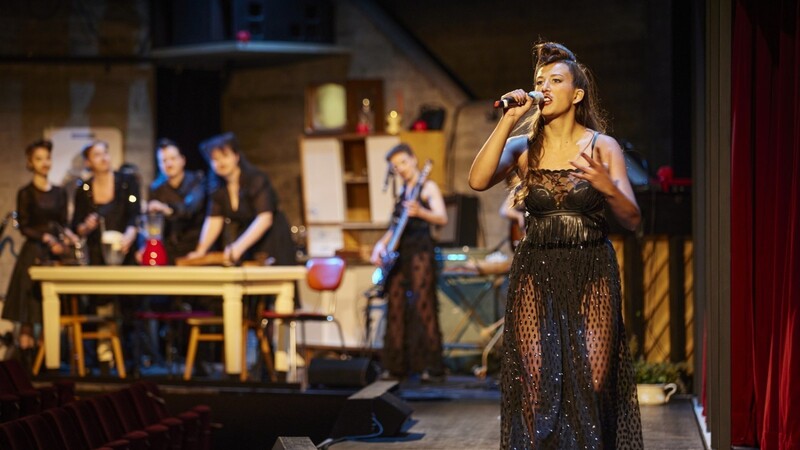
[20,414,67,450]
[42,407,90,450]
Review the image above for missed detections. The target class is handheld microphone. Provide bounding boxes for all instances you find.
[493,91,545,109]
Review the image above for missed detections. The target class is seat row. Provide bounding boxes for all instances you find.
[0,380,212,450]
[0,359,75,422]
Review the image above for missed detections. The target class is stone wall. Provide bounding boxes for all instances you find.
[0,0,678,329]
[0,2,154,326]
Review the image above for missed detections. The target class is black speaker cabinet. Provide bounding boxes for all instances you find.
[271,436,316,450]
[437,194,479,247]
[159,0,335,46]
[330,381,413,438]
[307,357,380,388]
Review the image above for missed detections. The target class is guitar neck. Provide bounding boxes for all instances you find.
[384,159,432,254]
[386,212,409,253]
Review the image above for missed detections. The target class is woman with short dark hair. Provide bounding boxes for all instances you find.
[4,139,74,368]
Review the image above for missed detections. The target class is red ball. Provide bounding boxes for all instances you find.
[412,120,428,131]
[236,30,251,43]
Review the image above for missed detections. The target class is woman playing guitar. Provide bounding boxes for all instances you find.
[370,143,448,381]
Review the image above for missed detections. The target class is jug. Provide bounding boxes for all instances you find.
[139,213,167,266]
[636,382,678,405]
[100,217,126,266]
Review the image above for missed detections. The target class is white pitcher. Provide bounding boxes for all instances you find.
[636,383,678,405]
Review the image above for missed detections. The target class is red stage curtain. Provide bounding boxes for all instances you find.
[730,1,800,449]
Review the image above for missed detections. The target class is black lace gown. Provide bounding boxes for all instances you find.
[382,193,445,377]
[501,168,643,449]
[3,184,68,325]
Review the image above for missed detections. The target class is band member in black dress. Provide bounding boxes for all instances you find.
[370,143,448,381]
[71,140,141,373]
[187,133,297,379]
[188,132,295,266]
[3,139,74,368]
[146,138,206,263]
[72,141,140,265]
[128,139,209,369]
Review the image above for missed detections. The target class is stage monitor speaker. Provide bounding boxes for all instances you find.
[271,436,316,450]
[437,194,479,247]
[330,381,412,438]
[307,357,380,388]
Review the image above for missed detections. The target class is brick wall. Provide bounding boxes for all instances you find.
[221,0,466,228]
[0,0,679,324]
[0,2,154,322]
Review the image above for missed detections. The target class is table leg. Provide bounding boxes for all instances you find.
[222,283,244,375]
[273,281,295,377]
[41,282,61,370]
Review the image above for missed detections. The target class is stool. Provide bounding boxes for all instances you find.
[133,310,215,375]
[32,315,126,378]
[183,317,272,381]
[259,257,346,383]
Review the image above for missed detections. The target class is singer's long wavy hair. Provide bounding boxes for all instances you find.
[512,42,607,207]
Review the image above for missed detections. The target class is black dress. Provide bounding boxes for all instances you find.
[72,172,141,266]
[382,188,445,377]
[207,164,295,265]
[3,184,69,325]
[501,137,643,449]
[148,171,206,263]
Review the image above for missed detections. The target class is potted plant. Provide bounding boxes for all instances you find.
[630,338,687,405]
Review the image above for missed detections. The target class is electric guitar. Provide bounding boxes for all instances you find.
[369,159,433,296]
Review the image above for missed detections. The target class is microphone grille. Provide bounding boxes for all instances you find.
[528,91,545,103]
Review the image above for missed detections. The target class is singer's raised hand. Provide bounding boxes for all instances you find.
[500,89,534,118]
[570,152,616,197]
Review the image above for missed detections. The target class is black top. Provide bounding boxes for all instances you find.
[17,183,68,242]
[207,164,295,264]
[148,170,206,261]
[392,185,432,246]
[72,171,141,265]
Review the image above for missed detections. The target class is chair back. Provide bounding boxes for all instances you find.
[306,257,346,292]
[306,257,346,316]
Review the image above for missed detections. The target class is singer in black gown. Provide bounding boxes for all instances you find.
[469,42,643,449]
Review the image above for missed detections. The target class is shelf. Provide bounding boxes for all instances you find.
[301,132,396,140]
[342,222,389,230]
[343,174,369,184]
[305,221,389,230]
[150,41,349,69]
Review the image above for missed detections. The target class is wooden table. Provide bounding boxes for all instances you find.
[30,266,307,379]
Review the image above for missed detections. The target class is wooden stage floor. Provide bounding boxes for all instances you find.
[333,376,706,450]
[53,373,706,449]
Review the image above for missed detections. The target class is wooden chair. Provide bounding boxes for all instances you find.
[182,317,272,381]
[259,257,347,382]
[32,297,126,378]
